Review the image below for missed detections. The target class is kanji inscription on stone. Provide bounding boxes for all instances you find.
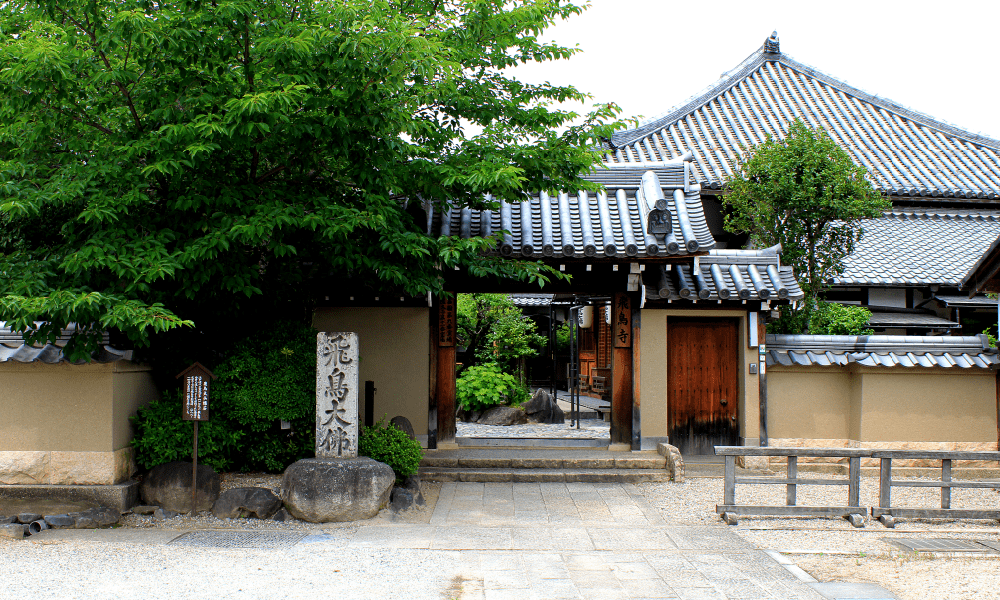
[316,332,359,458]
[439,295,456,346]
[614,293,631,348]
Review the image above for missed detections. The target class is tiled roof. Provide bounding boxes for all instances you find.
[835,210,1000,286]
[766,334,997,369]
[0,325,131,364]
[931,294,998,308]
[866,312,958,329]
[510,294,555,307]
[642,246,803,303]
[605,33,1000,202]
[426,162,715,258]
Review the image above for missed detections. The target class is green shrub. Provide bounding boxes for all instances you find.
[131,322,317,473]
[455,362,530,411]
[130,389,243,472]
[358,418,423,481]
[808,302,874,335]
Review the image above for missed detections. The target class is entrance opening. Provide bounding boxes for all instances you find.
[453,293,612,446]
[668,317,740,455]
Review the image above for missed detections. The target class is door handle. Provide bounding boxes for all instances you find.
[720,398,728,406]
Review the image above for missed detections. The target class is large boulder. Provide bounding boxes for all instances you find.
[281,457,395,523]
[212,487,282,520]
[141,461,220,513]
[522,389,565,424]
[476,406,528,426]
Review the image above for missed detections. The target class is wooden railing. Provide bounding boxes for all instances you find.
[871,450,1000,528]
[714,446,870,527]
[714,446,1000,528]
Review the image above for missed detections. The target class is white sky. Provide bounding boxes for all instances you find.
[509,0,1000,141]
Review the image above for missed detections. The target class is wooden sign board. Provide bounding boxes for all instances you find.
[614,293,631,348]
[176,362,216,421]
[438,295,456,346]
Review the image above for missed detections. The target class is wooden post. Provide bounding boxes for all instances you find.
[611,292,633,446]
[879,457,892,509]
[631,303,642,451]
[786,456,797,506]
[436,294,457,445]
[758,314,768,447]
[941,459,952,509]
[191,421,198,515]
[428,301,439,449]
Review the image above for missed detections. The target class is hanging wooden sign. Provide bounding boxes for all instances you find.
[438,295,456,347]
[614,293,631,348]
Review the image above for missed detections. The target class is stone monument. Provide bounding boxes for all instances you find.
[281,332,395,522]
[315,332,359,457]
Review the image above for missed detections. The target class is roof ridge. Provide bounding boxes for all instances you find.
[611,34,1000,152]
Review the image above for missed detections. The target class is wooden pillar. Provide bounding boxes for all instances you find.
[611,292,633,446]
[436,294,457,445]
[758,313,768,448]
[631,301,642,451]
[428,302,439,449]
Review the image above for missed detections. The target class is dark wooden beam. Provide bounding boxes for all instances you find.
[611,292,633,446]
[436,295,457,445]
[631,302,642,451]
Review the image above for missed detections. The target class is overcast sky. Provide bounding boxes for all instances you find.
[509,0,1000,141]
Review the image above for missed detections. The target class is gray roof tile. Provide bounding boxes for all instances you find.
[606,34,1000,201]
[835,210,1000,286]
[766,333,997,369]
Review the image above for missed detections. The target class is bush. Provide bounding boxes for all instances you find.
[455,362,530,411]
[131,322,318,473]
[130,390,243,472]
[358,418,423,481]
[808,302,873,335]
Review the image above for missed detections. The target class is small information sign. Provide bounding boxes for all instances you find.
[439,295,456,346]
[177,362,215,421]
[614,293,631,348]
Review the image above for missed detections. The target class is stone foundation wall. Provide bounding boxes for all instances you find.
[0,447,136,485]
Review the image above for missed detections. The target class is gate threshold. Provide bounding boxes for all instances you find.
[456,437,611,449]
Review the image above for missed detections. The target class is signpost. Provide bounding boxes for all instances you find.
[176,362,216,515]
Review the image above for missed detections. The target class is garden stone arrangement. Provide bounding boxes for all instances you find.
[0,506,120,539]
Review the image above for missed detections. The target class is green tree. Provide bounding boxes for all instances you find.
[723,119,889,332]
[0,0,621,360]
[456,293,545,371]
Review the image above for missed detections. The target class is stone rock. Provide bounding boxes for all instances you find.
[390,487,418,512]
[43,514,75,528]
[656,443,685,483]
[212,487,282,520]
[68,506,119,529]
[0,451,48,485]
[0,516,10,524]
[402,474,422,495]
[131,505,159,515]
[455,408,481,423]
[737,455,769,470]
[476,406,528,426]
[522,389,565,424]
[281,457,395,523]
[0,524,25,539]
[389,416,416,440]
[153,508,179,521]
[270,508,292,522]
[17,513,42,524]
[141,461,220,513]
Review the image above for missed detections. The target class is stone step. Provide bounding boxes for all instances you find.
[420,452,666,470]
[418,467,673,483]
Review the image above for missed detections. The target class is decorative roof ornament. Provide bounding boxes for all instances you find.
[763,30,779,54]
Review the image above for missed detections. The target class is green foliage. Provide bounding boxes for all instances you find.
[807,302,873,335]
[358,418,423,481]
[456,362,530,411]
[131,322,316,473]
[723,119,890,329]
[768,302,874,336]
[0,0,625,358]
[982,328,998,348]
[456,293,545,371]
[555,322,572,352]
[130,390,244,472]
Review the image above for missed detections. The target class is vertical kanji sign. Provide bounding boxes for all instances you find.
[439,295,456,346]
[614,293,631,348]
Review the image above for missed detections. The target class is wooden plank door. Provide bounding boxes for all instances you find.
[668,318,740,455]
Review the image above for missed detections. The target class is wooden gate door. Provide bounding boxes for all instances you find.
[667,318,740,455]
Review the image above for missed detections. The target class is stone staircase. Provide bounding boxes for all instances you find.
[418,448,674,483]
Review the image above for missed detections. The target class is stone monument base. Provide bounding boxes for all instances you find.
[281,457,394,523]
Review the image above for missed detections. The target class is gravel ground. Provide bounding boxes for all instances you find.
[456,418,610,439]
[637,473,1000,600]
